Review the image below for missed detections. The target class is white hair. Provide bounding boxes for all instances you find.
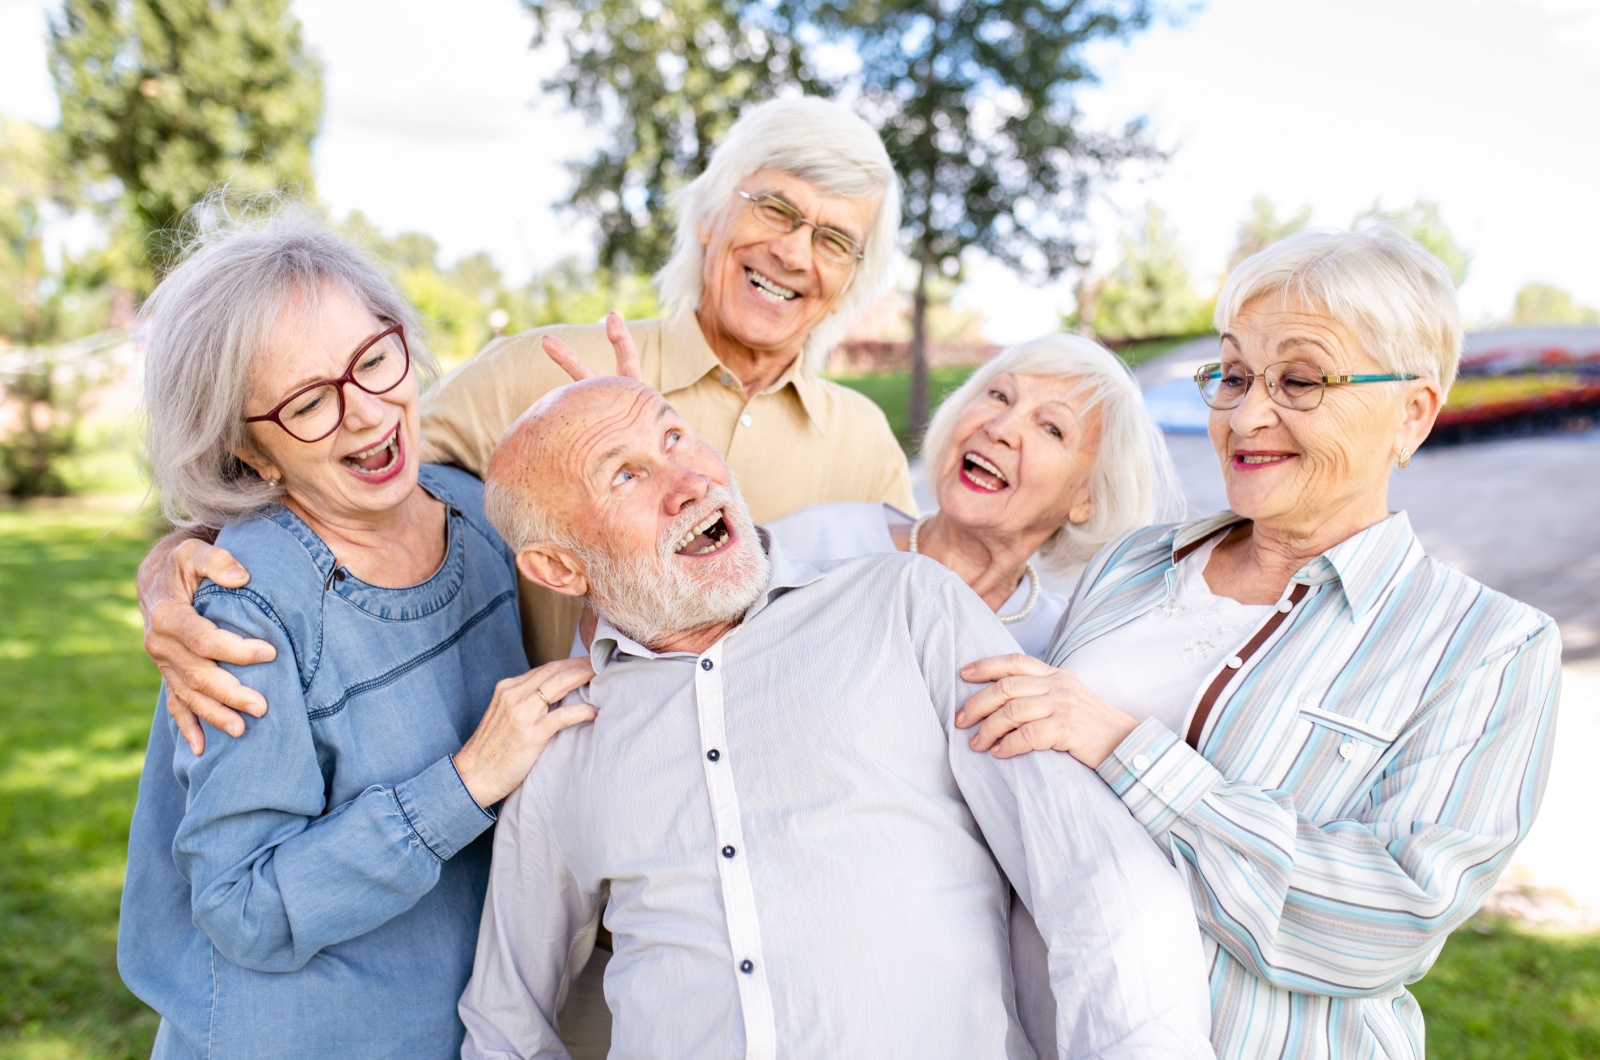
[654,95,901,372]
[920,334,1187,571]
[1215,226,1463,394]
[141,197,437,529]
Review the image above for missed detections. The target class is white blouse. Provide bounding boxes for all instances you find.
[1060,531,1274,737]
[765,501,1069,658]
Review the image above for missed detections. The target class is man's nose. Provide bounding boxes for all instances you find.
[768,224,814,272]
[661,464,711,517]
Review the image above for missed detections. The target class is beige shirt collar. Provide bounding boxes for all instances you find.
[660,304,829,435]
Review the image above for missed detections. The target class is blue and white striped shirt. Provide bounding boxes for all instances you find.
[1047,510,1562,1059]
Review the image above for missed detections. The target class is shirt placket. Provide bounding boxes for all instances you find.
[1182,580,1314,749]
[692,641,777,1059]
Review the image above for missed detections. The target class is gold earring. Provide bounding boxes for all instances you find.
[1398,448,1412,469]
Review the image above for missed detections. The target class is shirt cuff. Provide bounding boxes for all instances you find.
[1096,718,1223,840]
[393,755,497,862]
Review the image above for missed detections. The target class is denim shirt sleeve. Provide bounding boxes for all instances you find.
[169,586,495,973]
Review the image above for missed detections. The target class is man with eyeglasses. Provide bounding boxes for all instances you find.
[136,94,916,730]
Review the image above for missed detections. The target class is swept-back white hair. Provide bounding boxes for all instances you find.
[655,95,901,372]
[1216,226,1463,394]
[142,197,436,529]
[921,334,1186,572]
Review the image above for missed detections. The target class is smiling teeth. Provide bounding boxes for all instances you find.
[967,453,1005,480]
[747,268,796,300]
[1238,454,1286,464]
[673,510,727,554]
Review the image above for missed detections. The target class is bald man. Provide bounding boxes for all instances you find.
[458,376,1213,1059]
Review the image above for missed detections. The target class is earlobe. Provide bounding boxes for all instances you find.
[233,446,280,485]
[516,545,589,598]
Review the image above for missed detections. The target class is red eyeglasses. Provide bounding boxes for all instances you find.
[243,321,411,443]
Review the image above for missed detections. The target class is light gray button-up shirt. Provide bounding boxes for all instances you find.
[459,542,1212,1059]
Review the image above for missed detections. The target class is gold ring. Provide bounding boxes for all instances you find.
[534,686,551,708]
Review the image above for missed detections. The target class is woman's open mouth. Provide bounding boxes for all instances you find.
[959,451,1010,492]
[673,509,733,556]
[341,424,404,480]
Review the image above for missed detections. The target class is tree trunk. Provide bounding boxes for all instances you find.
[908,249,932,441]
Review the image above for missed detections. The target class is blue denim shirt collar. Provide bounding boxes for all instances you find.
[262,464,471,622]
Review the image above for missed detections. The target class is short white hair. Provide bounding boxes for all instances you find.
[142,199,437,529]
[1216,226,1463,394]
[920,334,1187,572]
[655,95,901,372]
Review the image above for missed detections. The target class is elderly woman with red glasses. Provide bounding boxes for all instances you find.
[118,206,595,1058]
[956,228,1563,1058]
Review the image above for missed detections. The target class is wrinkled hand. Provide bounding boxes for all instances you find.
[541,311,643,382]
[139,533,276,755]
[954,654,1139,770]
[453,657,598,808]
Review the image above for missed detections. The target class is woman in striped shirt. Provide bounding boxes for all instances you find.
[955,227,1562,1059]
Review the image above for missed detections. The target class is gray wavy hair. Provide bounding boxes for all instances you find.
[921,334,1187,572]
[654,95,901,372]
[141,197,437,529]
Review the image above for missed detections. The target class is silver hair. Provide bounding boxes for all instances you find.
[654,95,902,372]
[1215,226,1463,394]
[141,195,438,529]
[920,334,1187,572]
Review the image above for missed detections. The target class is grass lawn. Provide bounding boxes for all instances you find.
[829,335,1208,453]
[2,497,1597,1058]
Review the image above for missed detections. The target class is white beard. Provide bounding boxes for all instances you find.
[578,481,771,650]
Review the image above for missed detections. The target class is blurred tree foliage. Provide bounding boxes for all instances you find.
[1353,199,1471,287]
[1510,283,1600,326]
[1079,202,1210,341]
[47,0,323,285]
[523,0,1162,435]
[1225,193,1311,275]
[339,212,660,367]
[523,0,825,272]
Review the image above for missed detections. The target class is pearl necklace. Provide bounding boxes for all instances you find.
[908,514,1040,625]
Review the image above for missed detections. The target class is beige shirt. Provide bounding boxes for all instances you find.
[420,306,915,664]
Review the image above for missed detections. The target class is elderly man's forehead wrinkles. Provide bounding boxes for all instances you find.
[570,389,672,479]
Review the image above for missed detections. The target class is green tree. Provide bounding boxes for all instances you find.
[524,0,1163,435]
[522,0,823,271]
[1353,199,1470,287]
[0,117,70,345]
[1087,202,1209,341]
[1510,283,1600,326]
[1226,193,1310,274]
[47,0,323,280]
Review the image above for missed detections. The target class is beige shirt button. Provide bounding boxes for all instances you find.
[740,414,753,428]
[1131,754,1151,772]
[1338,741,1357,760]
[1226,656,1244,669]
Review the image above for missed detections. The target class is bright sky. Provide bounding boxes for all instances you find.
[3,0,1598,339]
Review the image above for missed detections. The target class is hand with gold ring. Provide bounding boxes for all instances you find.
[452,656,597,808]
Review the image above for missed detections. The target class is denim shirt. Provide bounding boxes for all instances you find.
[119,465,526,1059]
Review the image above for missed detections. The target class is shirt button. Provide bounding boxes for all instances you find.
[1277,599,1294,613]
[1161,784,1179,799]
[701,658,714,671]
[721,845,736,858]
[1131,754,1151,772]
[739,413,753,428]
[707,749,720,762]
[1226,656,1243,669]
[719,372,735,386]
[1339,741,1357,760]
[739,959,755,974]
